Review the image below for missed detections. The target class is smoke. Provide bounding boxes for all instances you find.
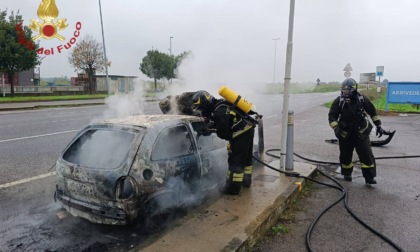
[95,79,150,122]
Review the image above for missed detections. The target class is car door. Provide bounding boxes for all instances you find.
[190,121,228,190]
[150,124,200,188]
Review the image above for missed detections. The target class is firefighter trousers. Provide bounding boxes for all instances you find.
[339,133,376,180]
[225,128,255,193]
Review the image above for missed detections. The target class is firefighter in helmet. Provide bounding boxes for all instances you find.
[159,92,201,116]
[328,78,385,184]
[192,90,255,195]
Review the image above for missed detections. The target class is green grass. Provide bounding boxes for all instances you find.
[325,88,420,114]
[268,83,341,94]
[0,94,108,103]
[270,224,289,234]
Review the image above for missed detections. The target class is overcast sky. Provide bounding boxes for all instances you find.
[4,0,420,86]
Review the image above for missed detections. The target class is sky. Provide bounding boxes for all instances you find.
[3,0,420,89]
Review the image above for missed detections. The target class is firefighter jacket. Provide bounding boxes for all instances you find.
[328,93,381,137]
[210,100,255,140]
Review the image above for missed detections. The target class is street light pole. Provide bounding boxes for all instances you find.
[2,73,5,97]
[99,0,110,96]
[280,0,296,170]
[272,38,280,85]
[169,36,174,56]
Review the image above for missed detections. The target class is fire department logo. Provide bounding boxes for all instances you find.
[16,0,83,55]
[29,0,68,41]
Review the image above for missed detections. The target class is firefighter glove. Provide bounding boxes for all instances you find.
[334,127,346,139]
[376,126,385,138]
[207,121,215,129]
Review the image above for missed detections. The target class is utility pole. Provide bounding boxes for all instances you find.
[99,0,110,96]
[272,38,280,84]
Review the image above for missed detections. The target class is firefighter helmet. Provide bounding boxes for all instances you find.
[192,91,214,110]
[341,78,358,99]
[159,96,172,114]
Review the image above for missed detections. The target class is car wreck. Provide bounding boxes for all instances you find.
[54,115,233,226]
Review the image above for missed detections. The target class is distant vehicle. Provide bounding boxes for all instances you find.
[54,115,246,227]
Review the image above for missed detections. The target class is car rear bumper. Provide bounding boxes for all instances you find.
[54,190,133,225]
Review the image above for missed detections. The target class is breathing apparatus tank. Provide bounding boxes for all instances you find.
[218,85,254,114]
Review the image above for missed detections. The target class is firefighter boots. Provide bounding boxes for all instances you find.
[243,174,252,187]
[365,178,377,184]
[222,180,241,195]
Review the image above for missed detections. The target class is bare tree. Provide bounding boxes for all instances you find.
[68,34,110,93]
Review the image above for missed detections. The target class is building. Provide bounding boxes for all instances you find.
[0,69,36,86]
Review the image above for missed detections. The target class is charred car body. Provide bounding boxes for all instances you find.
[54,115,232,225]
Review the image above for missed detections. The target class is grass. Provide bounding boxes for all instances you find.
[271,224,289,234]
[324,87,420,114]
[267,181,313,237]
[267,83,341,94]
[0,94,108,103]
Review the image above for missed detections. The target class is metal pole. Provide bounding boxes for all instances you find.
[99,0,110,96]
[286,110,294,170]
[280,0,295,170]
[2,73,5,97]
[169,37,171,55]
[272,38,280,85]
[377,76,381,109]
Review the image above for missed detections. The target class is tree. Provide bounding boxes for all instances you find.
[68,34,110,93]
[140,50,191,91]
[140,50,175,91]
[0,9,38,97]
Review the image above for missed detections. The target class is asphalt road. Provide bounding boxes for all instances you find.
[2,92,418,251]
[254,103,420,252]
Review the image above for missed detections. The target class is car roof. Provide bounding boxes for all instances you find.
[101,114,202,128]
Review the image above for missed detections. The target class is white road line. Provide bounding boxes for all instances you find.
[0,130,78,143]
[266,115,278,119]
[0,171,56,189]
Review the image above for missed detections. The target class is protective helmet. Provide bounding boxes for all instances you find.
[341,78,358,99]
[192,91,214,110]
[159,96,172,114]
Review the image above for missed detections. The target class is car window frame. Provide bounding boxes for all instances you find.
[150,123,196,161]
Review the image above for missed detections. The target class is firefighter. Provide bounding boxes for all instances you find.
[328,78,385,184]
[159,92,201,116]
[192,90,255,195]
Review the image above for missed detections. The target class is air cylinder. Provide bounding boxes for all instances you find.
[218,85,253,114]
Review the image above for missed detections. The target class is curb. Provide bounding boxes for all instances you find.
[236,170,316,251]
[137,162,317,252]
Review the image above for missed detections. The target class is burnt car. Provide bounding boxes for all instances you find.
[54,115,233,226]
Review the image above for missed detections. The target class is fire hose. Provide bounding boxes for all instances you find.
[252,149,420,252]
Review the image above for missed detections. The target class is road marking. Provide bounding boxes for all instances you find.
[0,130,78,144]
[0,171,56,189]
[266,115,278,119]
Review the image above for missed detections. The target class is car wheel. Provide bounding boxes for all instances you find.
[142,192,179,233]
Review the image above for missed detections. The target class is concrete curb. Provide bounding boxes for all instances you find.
[136,161,317,252]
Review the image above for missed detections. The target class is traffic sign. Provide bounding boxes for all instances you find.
[376,66,384,77]
[344,71,351,78]
[343,63,353,72]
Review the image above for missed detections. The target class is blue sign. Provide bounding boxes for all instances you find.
[386,82,420,111]
[377,72,383,77]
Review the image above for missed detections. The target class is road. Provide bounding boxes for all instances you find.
[2,91,418,251]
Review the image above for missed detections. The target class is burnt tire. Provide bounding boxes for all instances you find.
[142,193,179,233]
